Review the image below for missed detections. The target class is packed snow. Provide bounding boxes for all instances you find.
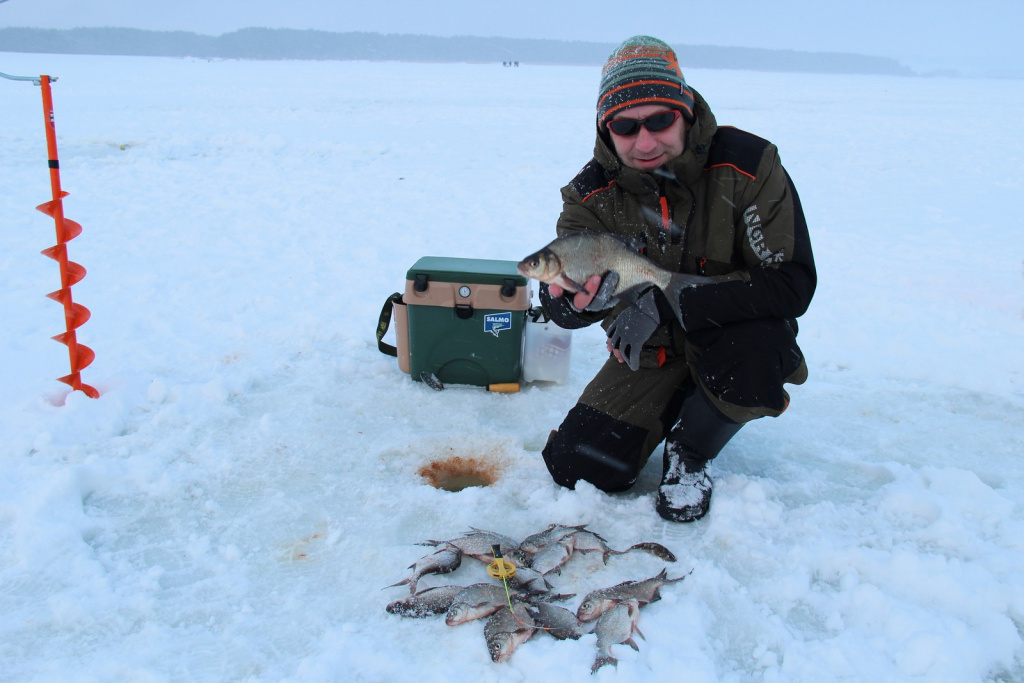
[1,52,1022,682]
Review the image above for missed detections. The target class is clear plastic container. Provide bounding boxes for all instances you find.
[522,308,572,384]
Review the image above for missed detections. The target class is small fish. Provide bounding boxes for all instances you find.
[530,536,575,575]
[517,232,711,320]
[576,568,687,623]
[385,585,465,618]
[567,530,677,564]
[527,602,592,641]
[506,565,554,594]
[519,523,588,554]
[385,545,462,594]
[420,528,529,565]
[484,603,537,663]
[591,599,644,673]
[445,583,514,626]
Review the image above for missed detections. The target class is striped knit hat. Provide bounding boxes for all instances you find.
[597,36,695,127]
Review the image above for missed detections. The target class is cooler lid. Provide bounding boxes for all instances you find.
[407,257,527,287]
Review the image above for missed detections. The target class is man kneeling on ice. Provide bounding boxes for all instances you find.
[534,36,816,523]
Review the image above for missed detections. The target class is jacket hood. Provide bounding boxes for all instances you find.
[593,87,718,190]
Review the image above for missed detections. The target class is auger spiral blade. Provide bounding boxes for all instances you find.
[34,74,99,399]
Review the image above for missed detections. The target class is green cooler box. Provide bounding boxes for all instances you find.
[404,257,531,388]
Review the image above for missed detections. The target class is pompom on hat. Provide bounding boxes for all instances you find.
[597,35,695,127]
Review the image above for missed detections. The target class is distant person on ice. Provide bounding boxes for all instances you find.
[537,36,816,523]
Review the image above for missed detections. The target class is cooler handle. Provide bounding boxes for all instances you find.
[376,292,403,357]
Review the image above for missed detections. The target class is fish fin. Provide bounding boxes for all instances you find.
[662,272,713,327]
[591,656,618,674]
[627,542,677,562]
[384,577,412,590]
[625,637,640,652]
[635,624,646,640]
[666,569,692,584]
[554,274,588,294]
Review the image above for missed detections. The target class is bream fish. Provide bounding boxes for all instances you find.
[445,583,516,626]
[420,528,530,566]
[591,599,644,673]
[576,568,688,622]
[519,523,588,554]
[530,536,576,575]
[385,545,462,594]
[484,602,537,663]
[386,585,466,618]
[567,530,677,564]
[517,232,711,319]
[529,530,676,575]
[527,602,593,641]
[506,565,555,594]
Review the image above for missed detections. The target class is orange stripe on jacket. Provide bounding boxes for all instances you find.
[581,179,616,203]
[704,162,757,181]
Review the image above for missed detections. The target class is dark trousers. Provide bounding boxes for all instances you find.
[542,318,807,492]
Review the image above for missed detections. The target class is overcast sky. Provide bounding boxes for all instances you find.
[1,0,1020,76]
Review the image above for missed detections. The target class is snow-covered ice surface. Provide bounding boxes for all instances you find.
[1,53,1022,682]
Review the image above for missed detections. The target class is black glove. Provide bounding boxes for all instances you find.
[570,271,620,312]
[606,288,661,371]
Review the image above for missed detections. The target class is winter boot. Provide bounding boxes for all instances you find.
[656,389,742,523]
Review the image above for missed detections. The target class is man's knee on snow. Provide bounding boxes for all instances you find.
[687,318,807,421]
[541,403,648,493]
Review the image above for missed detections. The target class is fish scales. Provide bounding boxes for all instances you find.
[519,523,589,554]
[530,537,575,575]
[506,565,554,594]
[517,232,712,322]
[445,583,511,626]
[421,528,527,564]
[385,545,462,593]
[591,599,643,673]
[567,531,677,564]
[576,568,687,622]
[484,603,537,663]
[518,232,673,295]
[527,602,592,641]
[386,585,466,618]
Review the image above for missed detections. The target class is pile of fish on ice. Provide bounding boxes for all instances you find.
[384,525,688,673]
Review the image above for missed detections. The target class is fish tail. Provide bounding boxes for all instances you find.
[591,655,618,673]
[662,272,713,326]
[665,568,693,584]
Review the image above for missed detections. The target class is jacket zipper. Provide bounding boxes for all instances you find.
[655,178,695,272]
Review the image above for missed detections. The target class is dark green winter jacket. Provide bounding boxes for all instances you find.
[543,88,816,363]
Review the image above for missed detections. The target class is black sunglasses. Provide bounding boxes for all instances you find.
[606,110,682,137]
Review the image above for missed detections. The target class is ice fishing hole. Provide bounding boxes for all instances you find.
[419,456,499,492]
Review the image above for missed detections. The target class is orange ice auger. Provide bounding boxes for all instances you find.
[33,74,99,398]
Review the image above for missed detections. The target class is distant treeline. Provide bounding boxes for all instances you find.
[0,27,915,76]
